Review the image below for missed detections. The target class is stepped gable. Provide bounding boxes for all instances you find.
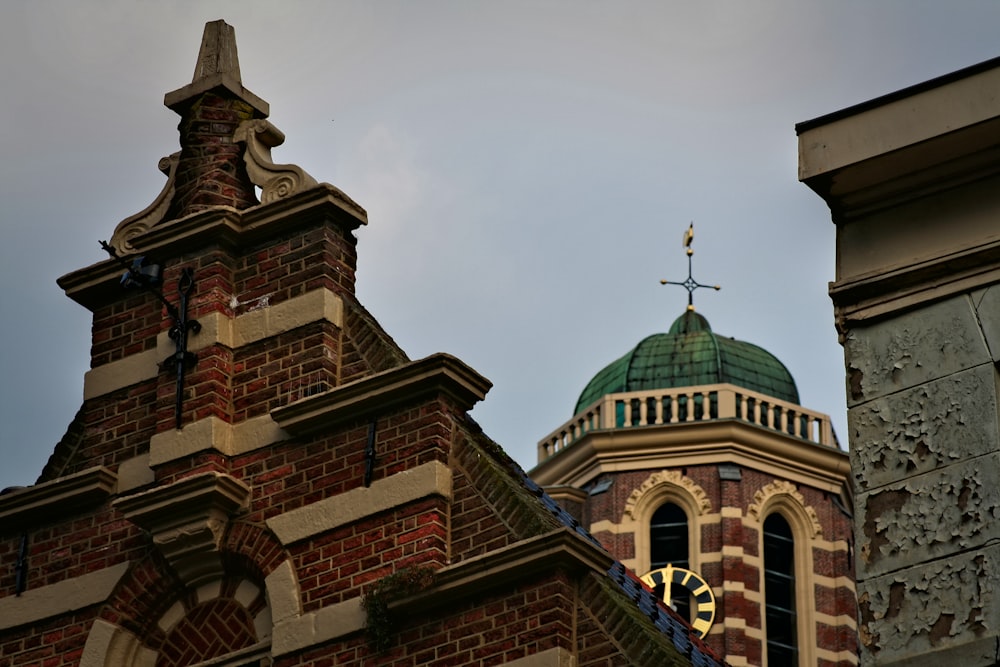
[0,20,726,667]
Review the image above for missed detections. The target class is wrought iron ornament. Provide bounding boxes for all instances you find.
[659,223,721,311]
[99,241,201,429]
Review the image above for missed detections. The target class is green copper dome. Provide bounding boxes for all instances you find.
[574,311,799,414]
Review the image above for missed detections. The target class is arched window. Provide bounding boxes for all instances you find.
[650,502,689,569]
[650,502,691,621]
[763,513,797,665]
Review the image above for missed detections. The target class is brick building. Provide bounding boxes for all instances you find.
[0,21,724,667]
[530,276,858,666]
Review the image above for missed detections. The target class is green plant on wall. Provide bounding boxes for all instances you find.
[361,566,436,653]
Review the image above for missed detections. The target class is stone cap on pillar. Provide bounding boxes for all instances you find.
[164,19,269,118]
[796,55,1000,222]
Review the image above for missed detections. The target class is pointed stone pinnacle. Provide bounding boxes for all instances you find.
[193,20,242,85]
[164,20,268,118]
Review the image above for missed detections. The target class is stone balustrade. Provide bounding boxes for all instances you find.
[537,383,836,462]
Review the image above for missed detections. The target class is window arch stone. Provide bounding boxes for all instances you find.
[622,470,711,575]
[749,480,820,667]
[81,572,279,667]
[747,480,822,539]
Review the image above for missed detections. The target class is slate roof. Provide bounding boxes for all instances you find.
[575,310,799,413]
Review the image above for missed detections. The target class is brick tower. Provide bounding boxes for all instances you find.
[0,21,727,667]
[531,289,858,666]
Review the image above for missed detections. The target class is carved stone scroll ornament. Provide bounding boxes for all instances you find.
[107,153,180,255]
[234,119,318,204]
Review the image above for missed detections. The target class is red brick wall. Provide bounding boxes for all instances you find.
[577,461,856,664]
[169,92,259,218]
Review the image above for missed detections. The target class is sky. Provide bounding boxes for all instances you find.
[1,1,999,490]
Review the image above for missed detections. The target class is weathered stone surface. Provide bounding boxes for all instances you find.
[857,545,1000,667]
[844,295,991,406]
[849,364,1000,492]
[857,453,1000,577]
[972,284,1000,363]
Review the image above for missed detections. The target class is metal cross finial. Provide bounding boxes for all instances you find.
[659,223,721,311]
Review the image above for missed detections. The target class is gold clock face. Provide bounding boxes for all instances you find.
[640,565,716,638]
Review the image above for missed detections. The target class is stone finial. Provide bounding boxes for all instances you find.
[105,20,323,248]
[164,20,267,117]
[193,20,242,84]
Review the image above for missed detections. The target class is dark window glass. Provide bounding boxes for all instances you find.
[650,502,691,621]
[763,513,797,666]
[650,502,688,570]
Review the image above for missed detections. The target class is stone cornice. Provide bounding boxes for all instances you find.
[266,461,452,545]
[829,237,1000,327]
[58,185,366,312]
[164,73,269,117]
[82,288,344,400]
[529,419,851,494]
[0,466,117,533]
[403,527,613,610]
[272,353,492,435]
[113,472,250,587]
[798,62,1000,221]
[271,528,611,656]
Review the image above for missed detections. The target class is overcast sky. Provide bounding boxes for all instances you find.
[1,1,999,490]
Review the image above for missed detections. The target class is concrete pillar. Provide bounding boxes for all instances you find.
[798,58,1000,666]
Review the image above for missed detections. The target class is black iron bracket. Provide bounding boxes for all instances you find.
[15,532,27,596]
[364,419,377,487]
[100,241,201,429]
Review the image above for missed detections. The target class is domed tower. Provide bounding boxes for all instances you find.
[529,231,857,667]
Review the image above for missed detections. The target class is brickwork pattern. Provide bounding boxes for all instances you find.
[293,497,449,612]
[0,610,91,666]
[232,322,340,422]
[7,96,721,667]
[574,461,856,665]
[169,92,258,218]
[39,381,159,481]
[234,225,361,307]
[450,431,564,563]
[158,598,258,667]
[91,292,162,367]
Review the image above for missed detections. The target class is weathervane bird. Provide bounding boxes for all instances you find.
[660,222,720,311]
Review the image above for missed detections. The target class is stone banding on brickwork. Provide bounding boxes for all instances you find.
[266,461,452,545]
[148,413,288,467]
[0,562,130,631]
[83,287,344,400]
